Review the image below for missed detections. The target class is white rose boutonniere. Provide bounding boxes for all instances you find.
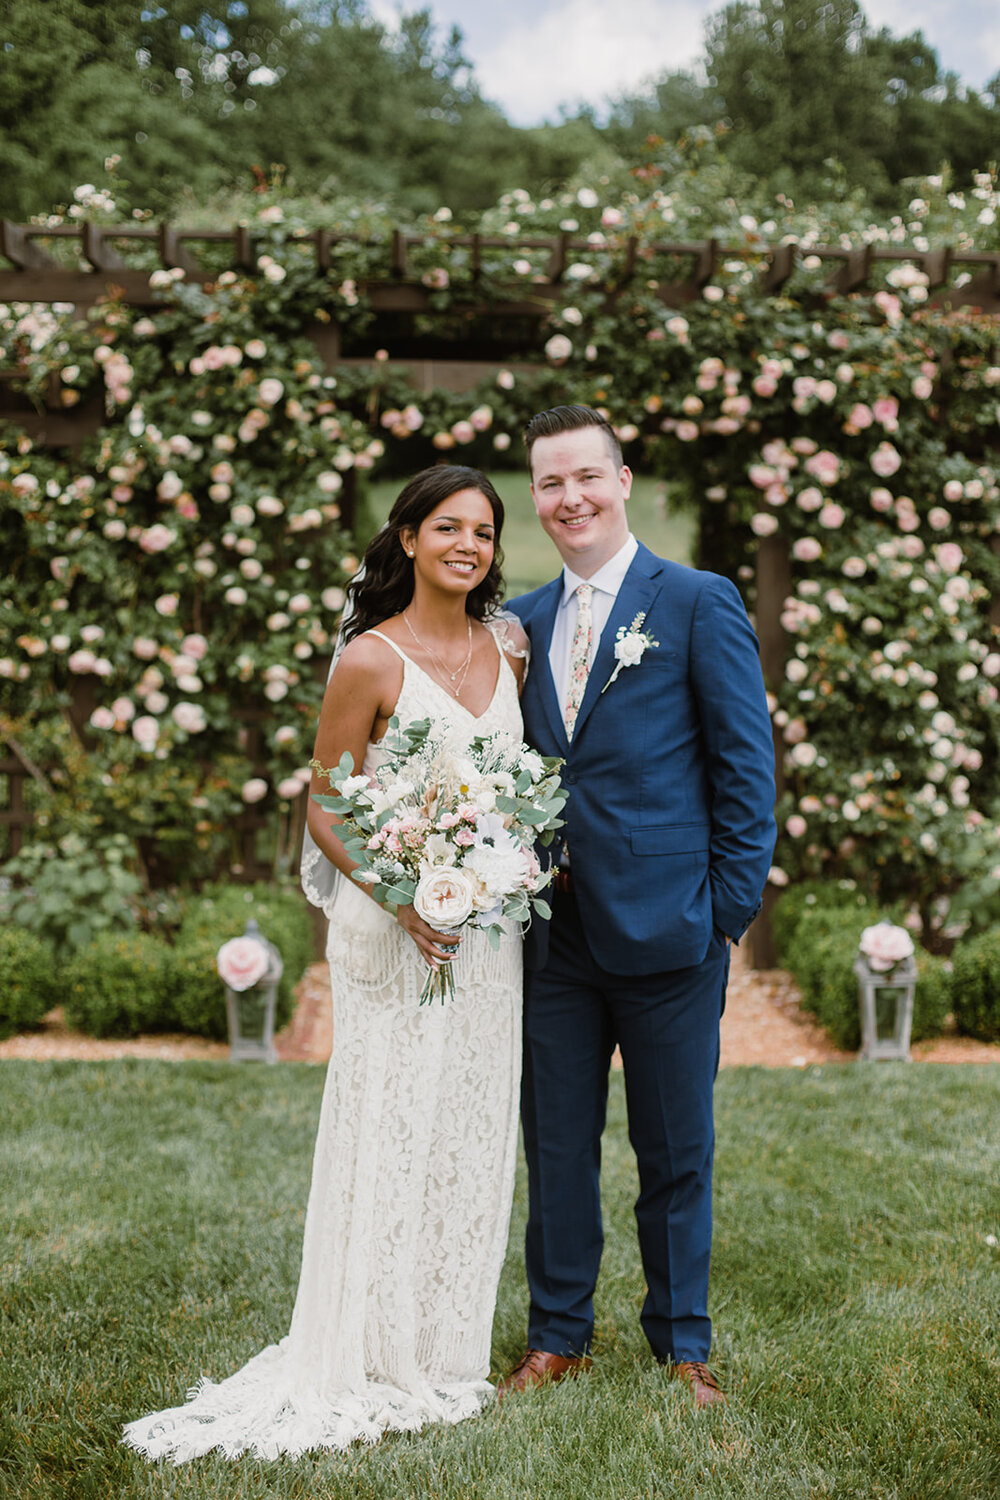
[602,612,659,693]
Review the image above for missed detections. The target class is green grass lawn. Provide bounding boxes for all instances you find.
[359,472,695,595]
[3,1062,998,1499]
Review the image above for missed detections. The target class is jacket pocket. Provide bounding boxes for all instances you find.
[630,822,711,856]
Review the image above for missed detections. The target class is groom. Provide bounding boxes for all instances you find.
[503,405,776,1406]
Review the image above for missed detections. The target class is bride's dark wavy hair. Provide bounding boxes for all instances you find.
[342,466,506,643]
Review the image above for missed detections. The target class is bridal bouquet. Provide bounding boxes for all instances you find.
[312,717,567,1003]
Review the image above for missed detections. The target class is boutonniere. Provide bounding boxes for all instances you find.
[601,612,659,693]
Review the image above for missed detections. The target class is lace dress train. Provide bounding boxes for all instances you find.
[123,630,523,1462]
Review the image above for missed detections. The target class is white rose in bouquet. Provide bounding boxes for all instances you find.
[414,867,476,929]
[859,922,915,972]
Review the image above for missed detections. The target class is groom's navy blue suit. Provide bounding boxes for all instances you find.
[510,542,775,1364]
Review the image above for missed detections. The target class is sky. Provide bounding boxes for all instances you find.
[368,0,1000,126]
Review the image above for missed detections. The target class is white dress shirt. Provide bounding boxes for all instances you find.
[548,533,639,708]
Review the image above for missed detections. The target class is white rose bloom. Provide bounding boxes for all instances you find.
[616,633,647,666]
[414,867,475,929]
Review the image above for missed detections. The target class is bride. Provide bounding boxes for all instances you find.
[123,465,528,1462]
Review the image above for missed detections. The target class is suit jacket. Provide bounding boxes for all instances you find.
[509,543,777,975]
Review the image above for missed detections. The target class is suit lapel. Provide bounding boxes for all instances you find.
[525,579,569,752]
[570,545,665,743]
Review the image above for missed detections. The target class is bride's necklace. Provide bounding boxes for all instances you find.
[402,610,473,699]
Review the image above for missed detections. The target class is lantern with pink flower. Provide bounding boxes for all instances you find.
[217,919,284,1063]
[853,922,917,1060]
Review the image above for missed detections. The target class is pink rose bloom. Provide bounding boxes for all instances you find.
[139,524,177,554]
[926,507,950,530]
[451,421,475,444]
[277,777,304,799]
[859,922,914,972]
[872,397,899,427]
[470,405,493,432]
[804,451,840,485]
[111,696,135,722]
[828,330,850,351]
[68,649,98,673]
[155,594,179,617]
[90,706,117,731]
[181,633,208,660]
[601,206,623,227]
[870,442,901,477]
[786,815,807,838]
[815,380,837,404]
[796,487,823,512]
[751,513,779,537]
[217,936,270,992]
[873,290,902,324]
[749,464,777,489]
[847,403,873,429]
[753,375,778,398]
[674,420,699,442]
[792,537,823,562]
[157,471,183,501]
[241,778,268,804]
[454,828,476,846]
[869,487,894,513]
[172,702,206,733]
[818,503,846,529]
[784,718,808,744]
[792,376,817,401]
[935,543,964,572]
[943,480,964,501]
[132,716,159,749]
[433,431,456,450]
[912,374,933,399]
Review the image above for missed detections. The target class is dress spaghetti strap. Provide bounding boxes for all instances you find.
[366,629,409,662]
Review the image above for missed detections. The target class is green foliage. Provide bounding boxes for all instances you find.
[62,929,178,1038]
[171,881,315,1039]
[770,878,867,963]
[0,927,55,1038]
[950,928,1000,1041]
[0,833,141,952]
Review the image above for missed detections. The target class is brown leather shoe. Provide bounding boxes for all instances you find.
[670,1360,727,1408]
[496,1348,593,1398]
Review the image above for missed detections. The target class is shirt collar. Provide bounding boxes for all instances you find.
[560,533,638,606]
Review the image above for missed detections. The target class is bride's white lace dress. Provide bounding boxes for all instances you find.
[123,626,523,1462]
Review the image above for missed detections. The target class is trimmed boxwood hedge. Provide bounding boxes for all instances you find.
[0,927,57,1039]
[949,929,1000,1043]
[58,880,315,1041]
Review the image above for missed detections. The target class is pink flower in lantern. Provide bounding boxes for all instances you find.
[216,936,270,992]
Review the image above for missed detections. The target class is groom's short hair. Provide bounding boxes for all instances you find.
[523,405,623,473]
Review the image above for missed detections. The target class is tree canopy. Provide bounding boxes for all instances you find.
[1,0,998,222]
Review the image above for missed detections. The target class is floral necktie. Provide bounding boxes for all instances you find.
[563,582,594,740]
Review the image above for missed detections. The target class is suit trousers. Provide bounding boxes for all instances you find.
[521,885,730,1364]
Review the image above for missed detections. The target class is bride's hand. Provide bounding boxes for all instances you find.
[394,904,462,969]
